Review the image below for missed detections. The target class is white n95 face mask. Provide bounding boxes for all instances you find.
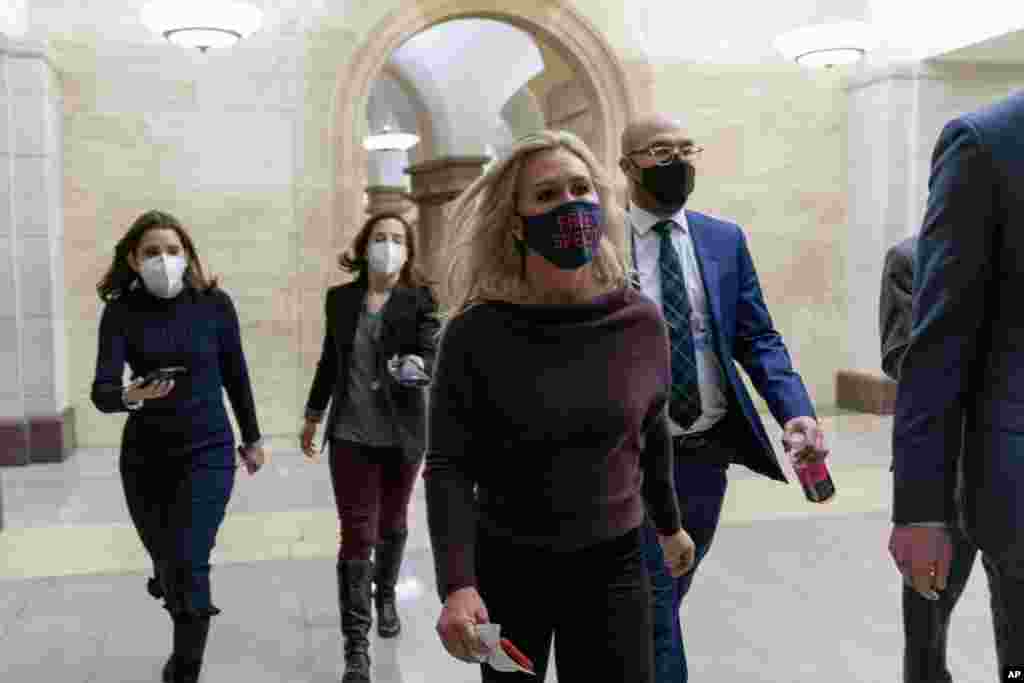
[368,241,407,275]
[140,254,187,298]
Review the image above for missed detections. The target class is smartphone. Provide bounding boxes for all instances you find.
[139,366,188,387]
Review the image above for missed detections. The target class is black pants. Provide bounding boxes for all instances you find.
[902,523,978,683]
[982,551,1024,676]
[475,527,652,683]
[120,443,235,616]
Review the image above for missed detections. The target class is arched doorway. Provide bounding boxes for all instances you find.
[329,0,635,275]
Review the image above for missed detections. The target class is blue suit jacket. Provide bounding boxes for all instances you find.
[892,91,1024,560]
[681,210,816,482]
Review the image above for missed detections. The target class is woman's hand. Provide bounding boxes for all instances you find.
[300,419,319,460]
[238,443,267,474]
[437,586,492,663]
[658,528,696,577]
[123,378,175,404]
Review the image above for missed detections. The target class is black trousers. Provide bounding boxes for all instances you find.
[120,442,236,616]
[475,527,652,683]
[902,523,978,682]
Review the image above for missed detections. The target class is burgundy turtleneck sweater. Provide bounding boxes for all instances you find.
[423,286,682,600]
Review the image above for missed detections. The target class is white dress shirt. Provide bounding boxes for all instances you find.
[629,204,728,436]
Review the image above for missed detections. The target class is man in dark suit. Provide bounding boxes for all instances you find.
[891,92,1024,675]
[621,114,829,682]
[881,235,981,682]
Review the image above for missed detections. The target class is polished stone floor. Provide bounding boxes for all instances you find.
[0,413,1001,682]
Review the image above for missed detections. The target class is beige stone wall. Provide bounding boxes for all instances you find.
[59,1,851,447]
[623,61,848,414]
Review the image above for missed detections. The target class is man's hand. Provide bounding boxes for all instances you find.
[782,416,829,465]
[888,525,953,600]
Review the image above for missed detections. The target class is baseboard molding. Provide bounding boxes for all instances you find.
[835,370,897,415]
[0,407,76,467]
[0,419,30,466]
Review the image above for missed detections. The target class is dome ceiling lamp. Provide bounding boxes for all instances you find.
[774,20,881,68]
[139,1,264,52]
[363,114,420,152]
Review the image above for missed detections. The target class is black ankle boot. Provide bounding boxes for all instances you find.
[373,530,408,638]
[339,559,373,683]
[162,614,211,683]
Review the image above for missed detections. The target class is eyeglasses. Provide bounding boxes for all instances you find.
[628,143,704,166]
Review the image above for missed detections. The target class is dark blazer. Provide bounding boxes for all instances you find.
[305,282,439,462]
[892,91,1024,561]
[680,210,816,482]
[879,236,917,381]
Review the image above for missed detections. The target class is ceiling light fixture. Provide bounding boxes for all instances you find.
[363,119,420,152]
[140,1,264,52]
[774,21,880,68]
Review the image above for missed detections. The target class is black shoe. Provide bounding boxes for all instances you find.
[373,531,408,638]
[339,559,374,683]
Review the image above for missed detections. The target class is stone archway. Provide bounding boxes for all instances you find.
[329,0,636,271]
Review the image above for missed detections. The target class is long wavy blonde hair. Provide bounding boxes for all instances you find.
[436,129,632,333]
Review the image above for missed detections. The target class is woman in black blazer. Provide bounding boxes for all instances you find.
[301,212,438,683]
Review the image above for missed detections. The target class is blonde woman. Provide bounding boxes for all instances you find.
[423,130,696,682]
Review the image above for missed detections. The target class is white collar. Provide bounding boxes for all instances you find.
[629,203,689,237]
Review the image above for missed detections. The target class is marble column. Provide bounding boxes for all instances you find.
[0,38,72,466]
[836,60,1024,414]
[365,185,415,217]
[405,156,488,289]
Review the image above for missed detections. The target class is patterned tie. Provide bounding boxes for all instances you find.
[652,220,702,429]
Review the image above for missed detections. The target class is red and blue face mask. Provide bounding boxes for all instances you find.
[517,200,605,270]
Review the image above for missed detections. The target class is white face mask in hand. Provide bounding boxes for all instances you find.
[140,254,187,298]
[367,241,407,275]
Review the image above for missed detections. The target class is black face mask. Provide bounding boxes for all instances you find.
[638,159,696,208]
[518,200,605,270]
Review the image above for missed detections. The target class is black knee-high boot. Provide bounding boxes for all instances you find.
[373,530,408,638]
[339,559,373,683]
[162,614,212,683]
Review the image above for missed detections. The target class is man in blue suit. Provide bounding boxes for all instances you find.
[890,92,1024,675]
[621,114,829,682]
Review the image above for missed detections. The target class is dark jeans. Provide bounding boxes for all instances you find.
[475,527,652,683]
[120,443,236,616]
[642,431,732,683]
[981,550,1024,677]
[329,439,421,562]
[902,524,978,683]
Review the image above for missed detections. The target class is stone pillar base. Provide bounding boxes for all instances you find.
[0,419,30,466]
[835,370,897,415]
[0,407,76,467]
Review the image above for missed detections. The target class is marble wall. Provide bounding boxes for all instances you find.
[56,34,317,448]
[623,60,849,414]
[45,0,1016,447]
[843,61,1024,381]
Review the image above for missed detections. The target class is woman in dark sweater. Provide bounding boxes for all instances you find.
[91,210,265,683]
[301,212,439,683]
[426,130,696,682]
